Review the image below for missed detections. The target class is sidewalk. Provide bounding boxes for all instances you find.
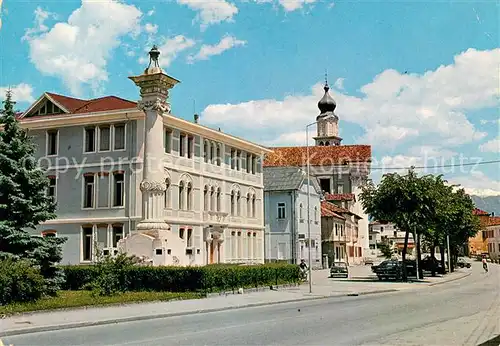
[0,267,471,337]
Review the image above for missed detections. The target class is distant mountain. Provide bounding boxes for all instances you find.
[471,195,500,216]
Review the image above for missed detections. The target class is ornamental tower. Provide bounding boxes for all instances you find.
[313,77,342,146]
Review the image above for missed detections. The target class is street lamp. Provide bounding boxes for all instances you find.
[305,115,335,294]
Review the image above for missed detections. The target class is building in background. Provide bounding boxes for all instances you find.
[485,216,500,261]
[263,167,322,267]
[468,208,492,257]
[264,81,371,267]
[19,47,270,266]
[368,221,415,256]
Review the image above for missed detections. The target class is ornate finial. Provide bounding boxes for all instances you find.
[324,69,328,86]
[145,45,162,74]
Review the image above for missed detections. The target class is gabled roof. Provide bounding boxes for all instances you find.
[263,145,371,167]
[321,201,362,219]
[321,204,345,219]
[324,193,356,202]
[19,92,137,120]
[263,166,320,193]
[473,208,490,216]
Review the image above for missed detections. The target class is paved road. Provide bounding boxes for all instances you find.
[4,263,499,346]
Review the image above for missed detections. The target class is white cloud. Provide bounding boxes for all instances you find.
[187,35,246,62]
[22,7,56,41]
[0,83,35,103]
[139,35,196,68]
[252,0,318,12]
[144,23,158,34]
[147,8,155,16]
[334,77,344,90]
[479,138,500,153]
[177,0,238,29]
[451,170,500,197]
[201,48,499,149]
[23,0,142,96]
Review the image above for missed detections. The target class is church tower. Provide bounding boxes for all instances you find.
[313,78,342,146]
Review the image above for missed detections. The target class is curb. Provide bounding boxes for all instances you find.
[428,271,471,286]
[0,289,396,337]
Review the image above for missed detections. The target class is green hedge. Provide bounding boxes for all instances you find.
[61,263,300,292]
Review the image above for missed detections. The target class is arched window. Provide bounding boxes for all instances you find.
[247,193,251,216]
[186,182,193,210]
[178,181,185,210]
[210,186,216,211]
[230,191,235,215]
[319,141,324,146]
[252,195,256,218]
[41,230,57,237]
[204,141,209,163]
[325,141,330,146]
[216,144,221,166]
[216,187,221,211]
[164,178,171,209]
[204,185,209,211]
[236,191,241,216]
[299,203,303,219]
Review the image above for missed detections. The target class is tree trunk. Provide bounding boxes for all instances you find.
[430,241,437,277]
[416,232,423,279]
[401,230,410,282]
[439,244,446,274]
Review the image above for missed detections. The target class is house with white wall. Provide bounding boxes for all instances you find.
[263,166,322,268]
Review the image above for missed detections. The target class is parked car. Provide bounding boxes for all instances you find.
[364,257,375,265]
[373,259,417,280]
[330,261,349,278]
[457,258,471,268]
[421,256,445,272]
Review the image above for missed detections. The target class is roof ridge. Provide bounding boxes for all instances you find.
[45,92,87,102]
[89,95,136,103]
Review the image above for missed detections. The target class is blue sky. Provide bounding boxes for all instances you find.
[0,0,499,196]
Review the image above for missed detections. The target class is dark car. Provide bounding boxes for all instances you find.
[330,261,349,278]
[421,256,443,272]
[374,260,417,280]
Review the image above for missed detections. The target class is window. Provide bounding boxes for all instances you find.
[337,183,344,194]
[179,228,185,239]
[204,141,210,163]
[236,191,241,216]
[47,176,57,202]
[299,203,303,219]
[164,128,172,153]
[231,149,236,169]
[251,156,256,174]
[164,179,171,208]
[236,151,241,170]
[247,193,251,216]
[216,188,221,211]
[320,179,331,193]
[186,182,193,210]
[113,124,125,150]
[216,145,221,166]
[112,225,123,247]
[277,202,286,219]
[84,127,96,153]
[42,230,57,238]
[335,224,338,236]
[113,172,124,207]
[246,155,251,173]
[210,187,216,211]
[231,191,235,215]
[98,125,111,151]
[82,226,93,261]
[252,195,256,218]
[187,136,194,158]
[187,229,193,247]
[210,143,215,164]
[46,130,58,156]
[83,174,95,208]
[179,133,186,157]
[204,185,209,211]
[178,181,185,210]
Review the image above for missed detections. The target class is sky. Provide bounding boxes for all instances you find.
[0,0,499,197]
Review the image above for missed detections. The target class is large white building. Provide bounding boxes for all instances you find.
[20,46,270,266]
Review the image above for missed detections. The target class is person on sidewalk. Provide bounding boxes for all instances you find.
[482,256,488,273]
[299,259,308,281]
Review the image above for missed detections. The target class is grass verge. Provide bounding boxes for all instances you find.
[0,290,205,316]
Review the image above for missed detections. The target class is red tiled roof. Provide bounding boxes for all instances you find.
[486,216,500,227]
[320,203,346,219]
[263,145,371,167]
[21,92,137,120]
[321,200,364,220]
[324,193,356,202]
[473,208,490,216]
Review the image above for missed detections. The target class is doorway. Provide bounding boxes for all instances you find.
[209,242,215,264]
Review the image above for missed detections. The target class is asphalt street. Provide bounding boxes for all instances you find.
[4,263,499,346]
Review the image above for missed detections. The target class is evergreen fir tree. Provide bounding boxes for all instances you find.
[0,90,66,295]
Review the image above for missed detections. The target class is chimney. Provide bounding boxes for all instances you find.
[194,113,199,124]
[492,212,495,217]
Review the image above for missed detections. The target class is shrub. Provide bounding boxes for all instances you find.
[62,263,300,293]
[0,259,45,305]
